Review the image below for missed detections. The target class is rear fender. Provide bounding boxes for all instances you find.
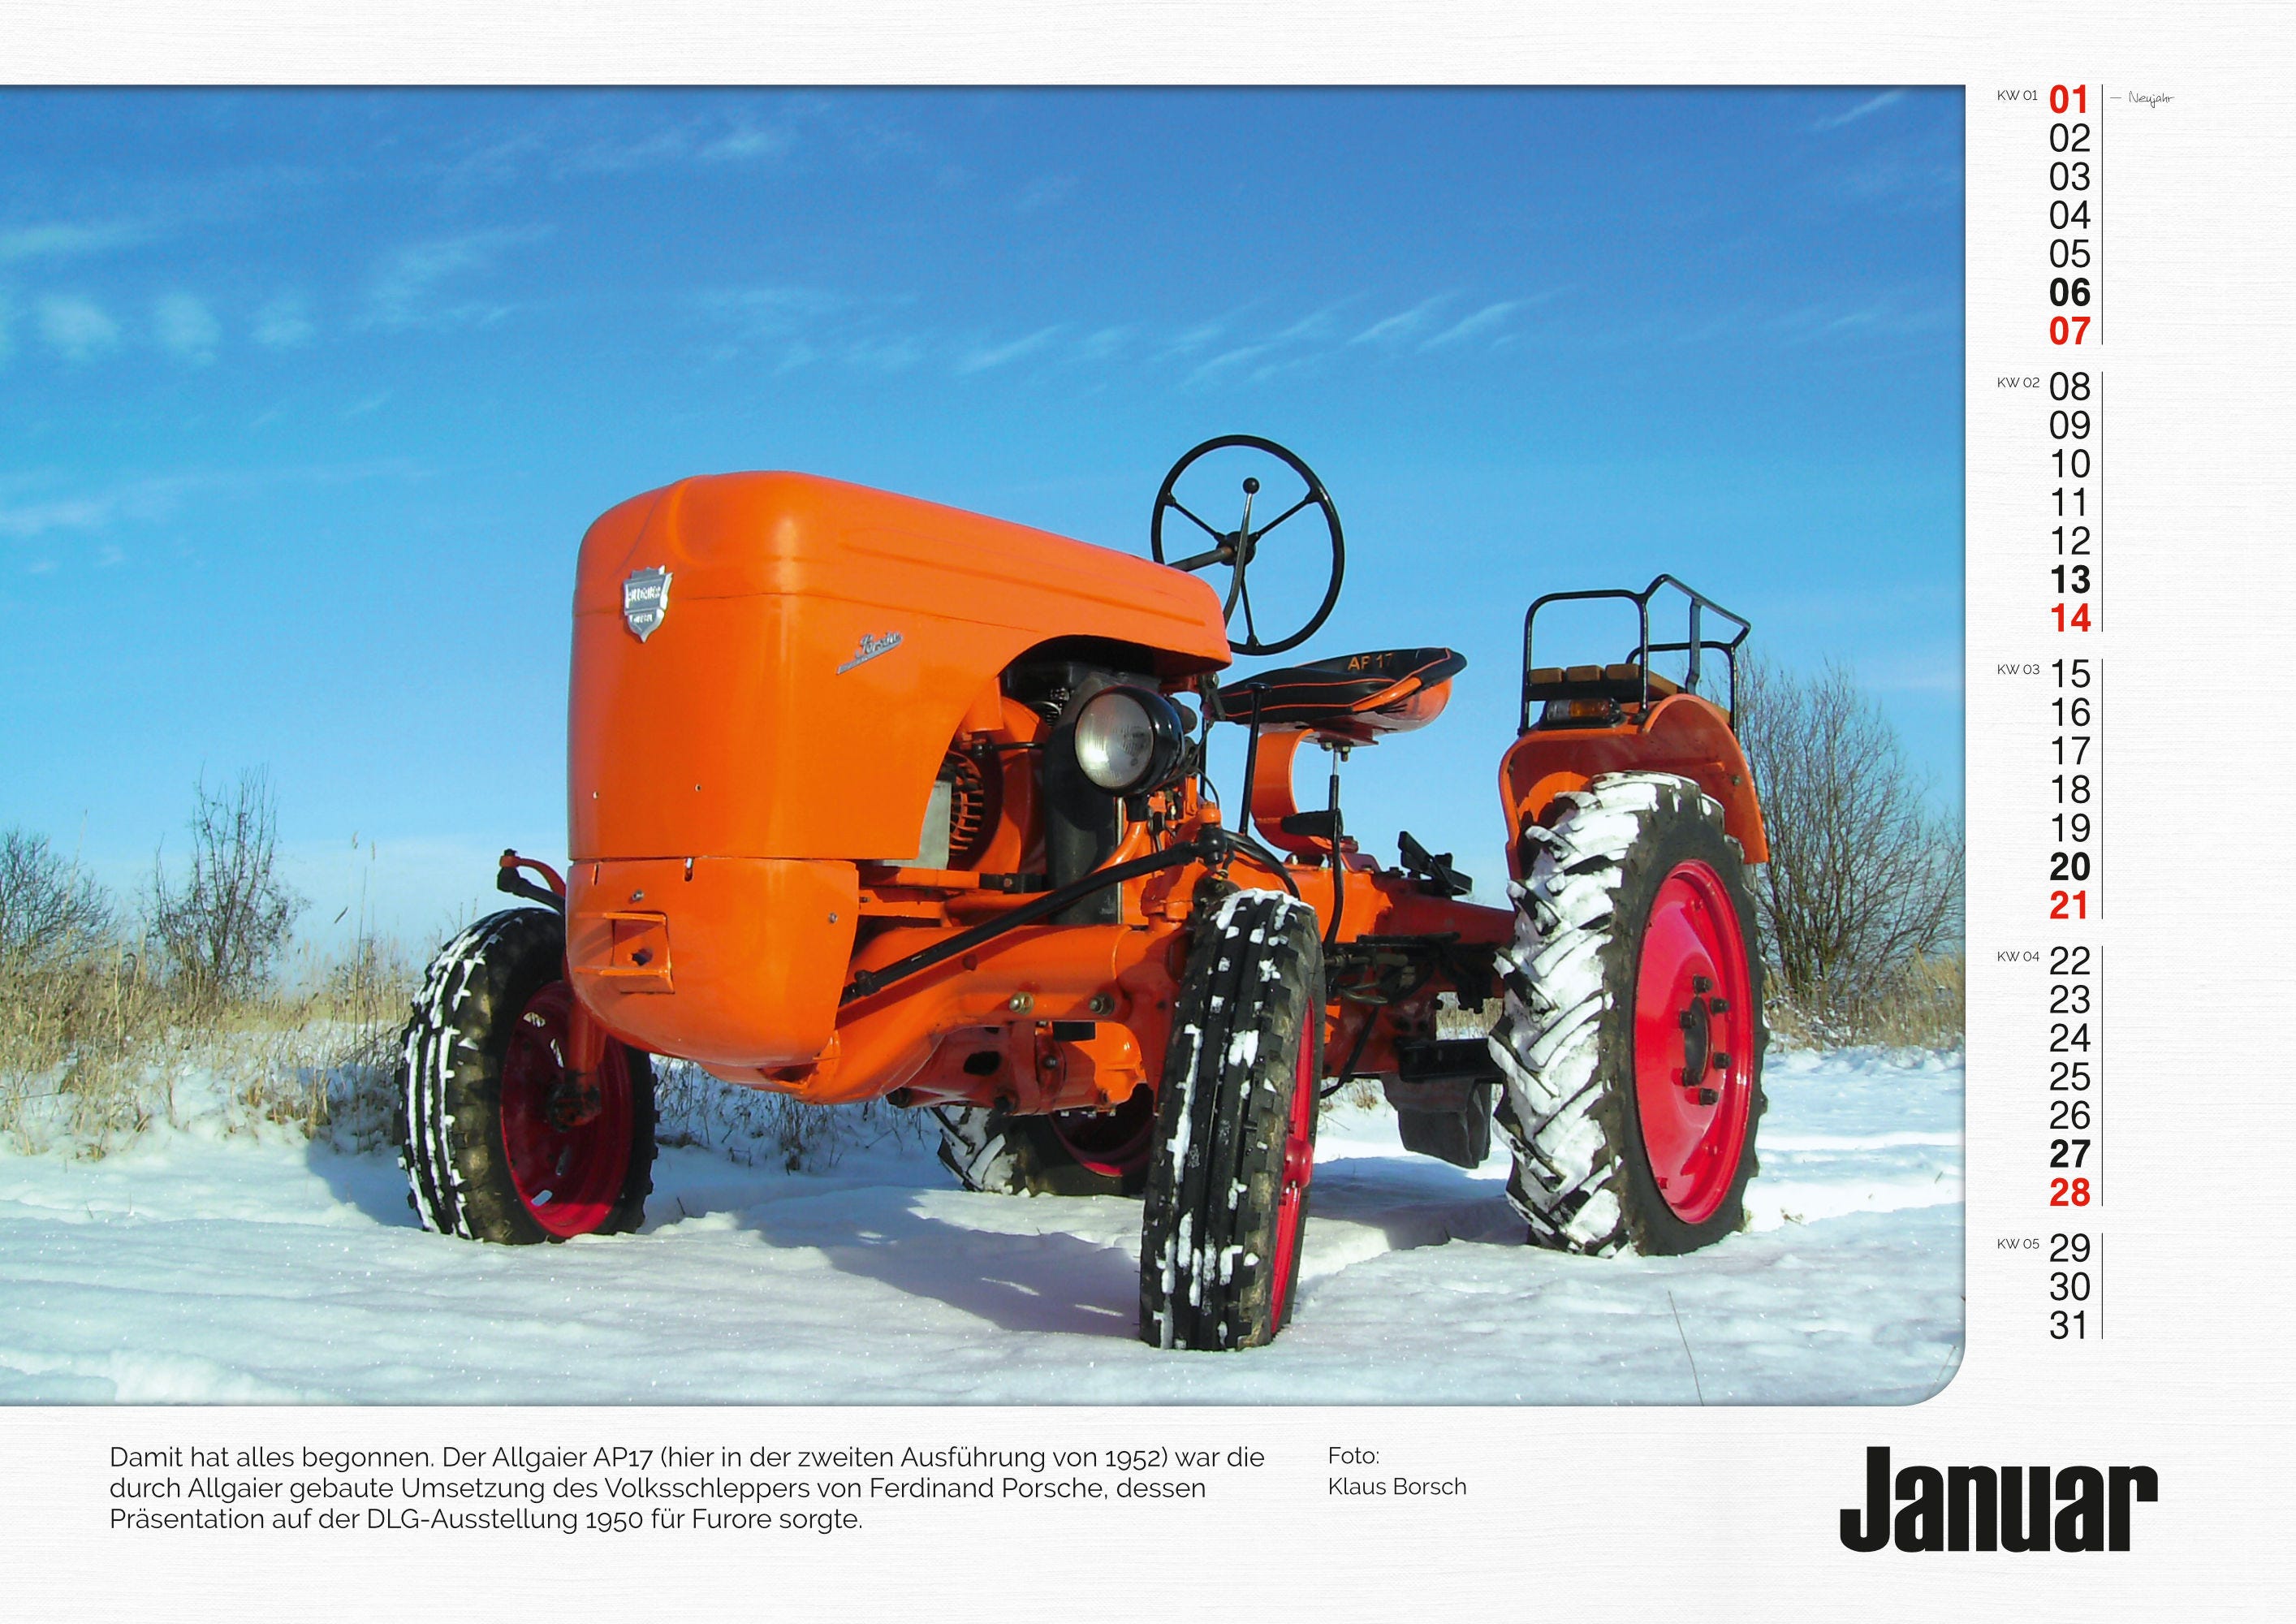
[1496,693,1767,880]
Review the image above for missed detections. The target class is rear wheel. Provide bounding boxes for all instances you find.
[1489,773,1765,1255]
[399,909,656,1244]
[932,1088,1158,1197]
[1138,889,1324,1350]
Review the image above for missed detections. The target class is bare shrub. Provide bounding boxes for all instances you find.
[147,769,306,1007]
[0,831,114,969]
[1735,656,1963,1041]
[0,800,413,1155]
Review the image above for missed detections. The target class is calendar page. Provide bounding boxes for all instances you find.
[0,5,2284,1618]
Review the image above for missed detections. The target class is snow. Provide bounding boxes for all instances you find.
[0,1046,1960,1406]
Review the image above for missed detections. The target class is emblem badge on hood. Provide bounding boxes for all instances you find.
[837,631,904,672]
[623,567,672,641]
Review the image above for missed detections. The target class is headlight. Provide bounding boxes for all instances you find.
[1072,686,1187,794]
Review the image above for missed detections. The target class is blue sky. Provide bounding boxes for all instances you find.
[0,88,1962,950]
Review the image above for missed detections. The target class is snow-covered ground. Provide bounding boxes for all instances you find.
[0,1047,1960,1405]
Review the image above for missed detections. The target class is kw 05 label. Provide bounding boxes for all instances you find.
[1838,1447,2156,1553]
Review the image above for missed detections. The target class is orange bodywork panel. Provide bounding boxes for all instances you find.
[1497,692,1768,881]
[569,472,1228,863]
[563,473,1231,1072]
[568,856,859,1069]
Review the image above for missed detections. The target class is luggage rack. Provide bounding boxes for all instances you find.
[1520,573,1752,732]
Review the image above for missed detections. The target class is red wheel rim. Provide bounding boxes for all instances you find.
[1631,861,1755,1225]
[1268,1022,1318,1325]
[1047,1086,1157,1181]
[498,981,636,1239]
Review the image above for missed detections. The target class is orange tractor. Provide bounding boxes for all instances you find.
[398,437,1769,1351]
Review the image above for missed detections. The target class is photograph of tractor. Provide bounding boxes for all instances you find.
[397,435,1770,1353]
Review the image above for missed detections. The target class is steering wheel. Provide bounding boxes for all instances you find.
[1150,434,1344,657]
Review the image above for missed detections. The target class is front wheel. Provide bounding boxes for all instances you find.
[399,908,656,1244]
[1138,889,1324,1350]
[1488,772,1766,1255]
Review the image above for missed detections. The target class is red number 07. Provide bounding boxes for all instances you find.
[2052,315,2091,345]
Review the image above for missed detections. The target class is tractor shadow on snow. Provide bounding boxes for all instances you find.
[1297,1152,1529,1255]
[317,1131,1525,1332]
[687,1143,1524,1338]
[727,1192,1145,1338]
[305,1142,429,1228]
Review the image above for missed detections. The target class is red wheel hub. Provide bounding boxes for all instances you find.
[1047,1086,1158,1181]
[498,981,636,1239]
[1631,861,1754,1225]
[1269,1025,1318,1325]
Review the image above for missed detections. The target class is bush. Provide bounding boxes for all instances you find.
[0,830,114,970]
[147,768,306,1006]
[0,784,411,1156]
[1734,656,1963,1040]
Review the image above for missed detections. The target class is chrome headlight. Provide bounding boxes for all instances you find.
[1071,686,1187,794]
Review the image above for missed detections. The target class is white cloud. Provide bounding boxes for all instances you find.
[0,219,143,265]
[0,461,423,542]
[1014,175,1077,214]
[1813,89,1906,132]
[1072,326,1130,362]
[702,286,847,339]
[700,121,796,162]
[36,295,119,361]
[843,335,923,372]
[1420,300,1521,349]
[367,229,540,327]
[1146,320,1234,367]
[956,325,1064,374]
[253,296,314,348]
[0,495,114,538]
[568,125,696,174]
[153,293,221,363]
[1351,296,1451,346]
[1268,300,1357,345]
[1185,343,1275,386]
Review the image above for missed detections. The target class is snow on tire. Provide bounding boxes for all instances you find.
[1487,772,1767,1256]
[398,907,656,1245]
[1138,889,1324,1351]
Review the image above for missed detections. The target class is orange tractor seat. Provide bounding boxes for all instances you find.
[1220,646,1466,747]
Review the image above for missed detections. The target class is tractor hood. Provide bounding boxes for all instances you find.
[568,471,1230,866]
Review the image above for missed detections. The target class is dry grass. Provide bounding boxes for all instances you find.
[1765,952,1965,1052]
[0,927,923,1173]
[0,930,415,1157]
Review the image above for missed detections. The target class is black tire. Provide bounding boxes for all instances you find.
[398,908,656,1244]
[1487,772,1767,1256]
[1138,889,1325,1350]
[932,1091,1156,1198]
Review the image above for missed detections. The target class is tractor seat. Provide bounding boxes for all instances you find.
[1220,647,1466,745]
